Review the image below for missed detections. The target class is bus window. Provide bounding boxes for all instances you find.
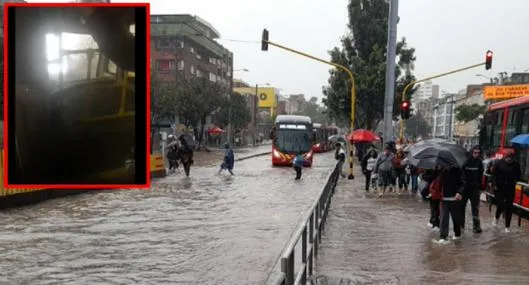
[505,110,517,146]
[523,108,529,133]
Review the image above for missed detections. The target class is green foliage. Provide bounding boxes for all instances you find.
[296,96,328,124]
[455,103,486,123]
[322,0,418,130]
[405,111,431,138]
[217,92,252,130]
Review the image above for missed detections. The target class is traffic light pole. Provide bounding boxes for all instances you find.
[382,0,399,145]
[261,35,357,179]
[399,61,487,139]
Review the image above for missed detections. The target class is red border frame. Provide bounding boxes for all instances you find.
[3,2,151,189]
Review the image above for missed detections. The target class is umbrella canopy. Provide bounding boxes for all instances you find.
[208,127,225,135]
[347,129,380,143]
[512,134,529,147]
[328,135,346,143]
[409,142,468,169]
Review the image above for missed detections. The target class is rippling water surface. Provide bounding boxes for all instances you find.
[315,178,529,285]
[0,153,337,285]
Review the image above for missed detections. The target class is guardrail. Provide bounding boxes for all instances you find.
[270,161,341,285]
[484,173,529,226]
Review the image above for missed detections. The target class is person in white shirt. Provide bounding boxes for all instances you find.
[361,149,378,191]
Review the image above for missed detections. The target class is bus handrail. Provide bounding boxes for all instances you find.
[269,161,341,285]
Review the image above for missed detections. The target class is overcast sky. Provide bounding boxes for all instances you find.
[29,0,529,102]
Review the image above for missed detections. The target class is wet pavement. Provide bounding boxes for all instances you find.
[0,152,337,285]
[313,169,529,285]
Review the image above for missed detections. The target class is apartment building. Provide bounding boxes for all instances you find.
[151,14,233,89]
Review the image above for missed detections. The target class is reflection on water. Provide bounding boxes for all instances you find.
[315,182,529,285]
[0,154,337,285]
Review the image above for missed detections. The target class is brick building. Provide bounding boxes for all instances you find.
[150,14,233,90]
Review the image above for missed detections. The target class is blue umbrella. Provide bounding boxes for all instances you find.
[511,134,529,147]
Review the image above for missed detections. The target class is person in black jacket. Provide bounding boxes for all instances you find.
[491,151,522,233]
[461,145,484,233]
[437,166,465,244]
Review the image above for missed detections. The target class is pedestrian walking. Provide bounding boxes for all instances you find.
[219,143,235,175]
[491,151,522,233]
[436,166,465,244]
[374,145,395,198]
[293,152,305,180]
[461,145,484,233]
[361,149,378,192]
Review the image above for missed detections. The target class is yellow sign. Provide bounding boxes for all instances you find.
[483,84,529,100]
[234,87,277,108]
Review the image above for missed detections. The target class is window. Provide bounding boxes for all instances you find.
[190,47,195,54]
[196,53,202,60]
[156,59,175,72]
[178,60,185,71]
[190,65,195,74]
[177,40,184,48]
[157,37,172,49]
[209,57,216,64]
[209,73,217,82]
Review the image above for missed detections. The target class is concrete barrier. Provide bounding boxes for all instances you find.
[150,154,166,178]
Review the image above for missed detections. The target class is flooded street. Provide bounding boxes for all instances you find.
[0,153,337,285]
[314,177,529,285]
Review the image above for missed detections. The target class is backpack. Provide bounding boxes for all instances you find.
[429,176,443,200]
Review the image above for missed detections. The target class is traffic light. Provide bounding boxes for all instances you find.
[401,101,411,119]
[261,29,269,51]
[485,50,493,70]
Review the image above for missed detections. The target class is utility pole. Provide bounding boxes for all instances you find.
[227,93,232,145]
[382,0,399,143]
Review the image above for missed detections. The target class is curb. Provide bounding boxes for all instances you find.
[235,152,271,162]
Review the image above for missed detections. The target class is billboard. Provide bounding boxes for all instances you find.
[483,84,529,100]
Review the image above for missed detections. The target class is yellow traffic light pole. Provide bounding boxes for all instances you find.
[399,61,487,140]
[262,38,357,179]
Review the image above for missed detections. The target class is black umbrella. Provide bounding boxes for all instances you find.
[409,142,468,169]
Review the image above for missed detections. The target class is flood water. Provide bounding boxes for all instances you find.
[0,153,338,285]
[314,177,529,285]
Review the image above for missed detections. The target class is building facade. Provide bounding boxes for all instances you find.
[150,14,233,89]
[453,90,485,147]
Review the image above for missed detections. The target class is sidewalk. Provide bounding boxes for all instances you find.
[313,168,529,284]
[188,143,271,167]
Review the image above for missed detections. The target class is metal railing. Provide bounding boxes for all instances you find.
[484,173,529,226]
[270,161,341,285]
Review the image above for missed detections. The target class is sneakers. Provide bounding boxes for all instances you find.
[435,238,450,245]
[431,227,440,232]
[492,219,499,226]
[452,235,462,240]
[473,227,483,234]
[504,228,511,233]
[427,222,433,228]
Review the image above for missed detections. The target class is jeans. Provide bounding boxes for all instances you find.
[364,170,372,191]
[461,187,481,229]
[440,200,462,239]
[410,174,419,193]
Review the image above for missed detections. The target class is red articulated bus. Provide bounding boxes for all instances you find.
[312,123,329,153]
[270,115,314,167]
[480,95,529,210]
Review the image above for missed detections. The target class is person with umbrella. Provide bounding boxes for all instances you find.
[436,166,465,244]
[461,145,484,233]
[490,151,522,233]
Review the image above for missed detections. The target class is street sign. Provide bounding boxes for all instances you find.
[483,84,529,100]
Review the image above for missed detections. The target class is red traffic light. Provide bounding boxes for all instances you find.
[485,50,493,70]
[401,101,409,108]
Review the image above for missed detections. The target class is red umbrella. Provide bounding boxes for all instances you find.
[208,127,225,135]
[347,129,380,143]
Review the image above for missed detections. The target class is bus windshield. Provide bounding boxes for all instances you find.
[275,127,312,153]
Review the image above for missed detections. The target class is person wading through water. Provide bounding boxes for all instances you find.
[491,151,522,233]
[461,145,484,233]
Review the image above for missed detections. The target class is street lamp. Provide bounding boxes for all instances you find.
[475,74,494,84]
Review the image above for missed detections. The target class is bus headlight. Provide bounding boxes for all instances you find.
[273,149,281,158]
[305,151,312,158]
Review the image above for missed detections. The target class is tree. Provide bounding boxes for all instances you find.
[150,74,180,153]
[216,92,251,131]
[296,96,328,124]
[455,103,486,123]
[405,111,431,139]
[322,0,418,130]
[174,76,227,146]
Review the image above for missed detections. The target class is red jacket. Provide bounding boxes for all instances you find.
[429,176,443,200]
